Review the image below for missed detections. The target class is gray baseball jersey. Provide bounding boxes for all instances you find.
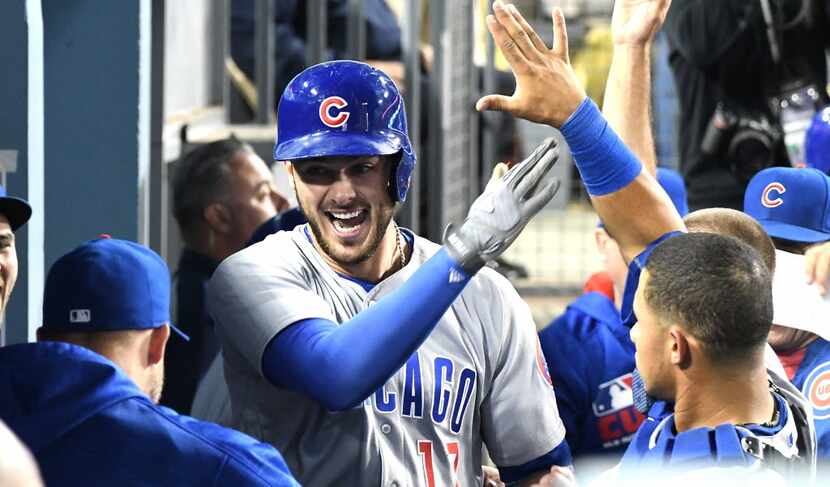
[207,225,567,486]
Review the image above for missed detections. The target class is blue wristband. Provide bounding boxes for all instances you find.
[560,98,643,196]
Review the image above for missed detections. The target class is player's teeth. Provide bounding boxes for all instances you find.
[330,210,362,220]
[332,219,358,232]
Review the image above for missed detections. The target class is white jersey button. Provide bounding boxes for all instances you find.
[381,423,392,434]
[389,481,399,487]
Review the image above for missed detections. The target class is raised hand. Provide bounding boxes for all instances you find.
[475,2,586,128]
[611,0,672,46]
[444,138,560,274]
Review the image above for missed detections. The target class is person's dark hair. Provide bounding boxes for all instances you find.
[770,237,816,256]
[172,136,252,242]
[684,207,776,272]
[644,232,773,364]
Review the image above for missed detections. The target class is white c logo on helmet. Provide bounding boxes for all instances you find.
[761,182,786,208]
[319,96,350,128]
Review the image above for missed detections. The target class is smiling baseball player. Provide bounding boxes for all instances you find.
[207,60,571,486]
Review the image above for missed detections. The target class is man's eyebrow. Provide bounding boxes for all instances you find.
[0,232,15,243]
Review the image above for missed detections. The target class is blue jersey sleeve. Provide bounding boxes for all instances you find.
[620,232,683,328]
[498,442,573,484]
[262,248,472,411]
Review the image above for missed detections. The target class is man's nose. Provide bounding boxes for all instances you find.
[329,171,358,203]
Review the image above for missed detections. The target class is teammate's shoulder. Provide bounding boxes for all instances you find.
[541,292,622,340]
[568,292,621,326]
[151,406,298,485]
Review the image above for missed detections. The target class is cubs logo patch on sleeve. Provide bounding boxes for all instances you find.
[535,338,553,387]
[802,361,830,419]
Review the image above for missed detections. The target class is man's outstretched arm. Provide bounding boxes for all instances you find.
[603,0,671,177]
[476,1,683,262]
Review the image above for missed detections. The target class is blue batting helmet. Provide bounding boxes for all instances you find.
[274,60,416,202]
[805,105,830,175]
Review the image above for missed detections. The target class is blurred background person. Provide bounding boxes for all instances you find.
[167,136,300,414]
[744,166,830,462]
[664,0,829,211]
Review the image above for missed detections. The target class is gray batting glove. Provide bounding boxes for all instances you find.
[443,137,561,274]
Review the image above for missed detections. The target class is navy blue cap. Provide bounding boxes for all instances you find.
[744,167,830,243]
[0,185,32,231]
[42,238,189,340]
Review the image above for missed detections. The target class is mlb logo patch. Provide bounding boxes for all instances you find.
[593,373,635,416]
[803,361,830,419]
[70,309,91,323]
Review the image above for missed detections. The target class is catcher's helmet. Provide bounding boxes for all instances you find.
[274,60,416,202]
[805,105,830,175]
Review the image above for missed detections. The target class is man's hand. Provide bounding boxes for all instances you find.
[475,1,586,128]
[611,0,672,46]
[527,466,577,487]
[805,241,830,295]
[444,138,560,273]
[482,465,505,487]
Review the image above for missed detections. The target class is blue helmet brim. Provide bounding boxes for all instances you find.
[274,129,406,162]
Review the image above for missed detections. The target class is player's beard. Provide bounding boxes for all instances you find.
[301,197,397,267]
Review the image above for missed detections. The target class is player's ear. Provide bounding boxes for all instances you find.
[669,326,692,369]
[284,162,296,190]
[147,325,170,366]
[204,203,232,235]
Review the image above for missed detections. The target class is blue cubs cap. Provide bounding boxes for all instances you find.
[0,185,32,231]
[42,237,189,340]
[744,167,830,243]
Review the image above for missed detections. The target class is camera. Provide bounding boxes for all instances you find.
[701,102,783,184]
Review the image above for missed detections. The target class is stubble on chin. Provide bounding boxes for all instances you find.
[303,205,395,267]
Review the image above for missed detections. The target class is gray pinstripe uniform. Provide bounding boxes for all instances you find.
[207,225,566,486]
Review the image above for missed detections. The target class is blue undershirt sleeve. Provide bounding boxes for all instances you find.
[498,442,573,485]
[262,248,472,411]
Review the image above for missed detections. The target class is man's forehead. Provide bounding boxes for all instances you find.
[0,214,13,233]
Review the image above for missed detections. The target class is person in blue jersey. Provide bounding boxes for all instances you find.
[476,1,815,483]
[538,168,688,462]
[0,237,299,487]
[744,166,830,462]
